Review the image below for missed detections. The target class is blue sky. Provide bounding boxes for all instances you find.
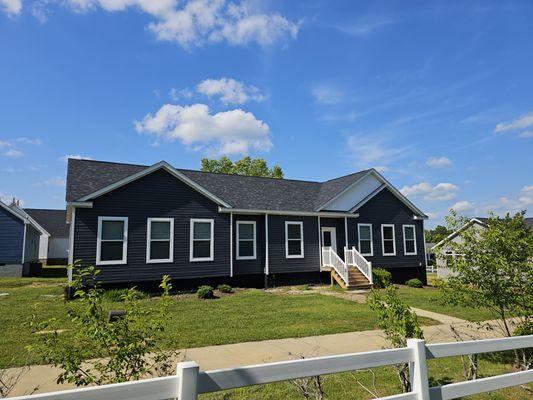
[0,0,532,227]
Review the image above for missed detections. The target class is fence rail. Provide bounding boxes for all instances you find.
[321,246,349,286]
[10,335,533,400]
[345,246,373,283]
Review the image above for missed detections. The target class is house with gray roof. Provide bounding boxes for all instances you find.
[66,159,429,288]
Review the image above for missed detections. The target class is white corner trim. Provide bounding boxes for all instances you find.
[285,221,304,259]
[236,220,257,260]
[381,224,396,256]
[230,213,233,276]
[357,223,374,256]
[96,216,128,266]
[190,218,214,262]
[68,207,76,283]
[265,214,269,275]
[146,218,174,264]
[77,161,231,208]
[402,224,417,256]
[21,223,27,264]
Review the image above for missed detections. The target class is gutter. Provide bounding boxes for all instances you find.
[218,207,359,218]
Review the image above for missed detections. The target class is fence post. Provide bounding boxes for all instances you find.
[407,339,430,400]
[176,361,199,400]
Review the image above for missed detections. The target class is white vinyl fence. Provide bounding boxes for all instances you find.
[10,335,533,400]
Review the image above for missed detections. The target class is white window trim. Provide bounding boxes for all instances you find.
[190,218,214,262]
[357,223,374,256]
[285,221,304,259]
[402,224,417,256]
[236,220,257,260]
[381,224,396,256]
[96,216,128,266]
[146,218,174,264]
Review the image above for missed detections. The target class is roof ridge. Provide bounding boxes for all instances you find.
[68,158,148,168]
[323,169,372,183]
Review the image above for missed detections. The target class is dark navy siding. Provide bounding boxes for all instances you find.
[347,188,426,282]
[73,169,230,283]
[233,214,265,275]
[268,215,320,274]
[0,206,24,263]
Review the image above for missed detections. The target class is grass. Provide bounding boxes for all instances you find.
[397,286,496,322]
[200,354,531,399]
[0,277,439,369]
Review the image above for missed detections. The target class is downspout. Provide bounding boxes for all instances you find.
[317,216,321,267]
[230,212,233,277]
[344,217,348,252]
[264,213,269,288]
[67,207,76,284]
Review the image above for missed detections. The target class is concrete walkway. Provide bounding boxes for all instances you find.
[5,318,507,397]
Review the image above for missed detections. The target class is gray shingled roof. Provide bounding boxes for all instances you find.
[24,209,69,237]
[65,159,372,212]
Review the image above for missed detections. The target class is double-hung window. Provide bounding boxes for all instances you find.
[236,221,256,260]
[190,219,214,262]
[402,225,417,255]
[357,223,373,256]
[97,217,128,265]
[381,224,396,256]
[285,221,304,258]
[146,218,174,263]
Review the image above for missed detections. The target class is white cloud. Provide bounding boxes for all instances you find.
[0,0,22,15]
[426,156,451,168]
[0,140,10,147]
[5,149,23,157]
[400,182,458,202]
[311,85,344,105]
[59,154,92,162]
[196,78,264,104]
[519,130,533,138]
[450,200,475,212]
[523,185,533,193]
[494,111,533,133]
[170,87,193,101]
[60,0,298,49]
[333,16,396,36]
[42,177,67,187]
[346,134,409,166]
[16,137,42,145]
[135,103,272,155]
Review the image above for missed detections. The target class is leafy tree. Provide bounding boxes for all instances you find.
[201,156,284,179]
[439,210,533,369]
[425,225,451,244]
[28,265,177,386]
[367,285,424,392]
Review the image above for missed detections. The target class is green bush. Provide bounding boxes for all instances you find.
[197,285,215,299]
[405,278,423,288]
[372,267,392,288]
[217,284,233,293]
[103,288,147,302]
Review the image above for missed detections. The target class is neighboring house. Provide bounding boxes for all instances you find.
[66,159,429,288]
[430,217,532,278]
[22,208,69,264]
[0,201,41,277]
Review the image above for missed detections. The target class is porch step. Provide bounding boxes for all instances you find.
[330,267,372,291]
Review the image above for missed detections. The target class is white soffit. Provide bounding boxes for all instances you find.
[322,173,382,211]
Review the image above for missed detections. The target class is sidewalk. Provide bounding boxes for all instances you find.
[5,317,507,397]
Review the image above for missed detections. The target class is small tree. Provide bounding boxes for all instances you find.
[439,210,533,369]
[367,285,424,392]
[200,156,284,178]
[28,266,177,386]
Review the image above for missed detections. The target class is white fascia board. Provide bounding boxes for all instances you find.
[315,170,374,211]
[218,207,359,218]
[6,203,51,236]
[432,218,486,249]
[76,161,231,208]
[0,201,27,223]
[348,184,387,213]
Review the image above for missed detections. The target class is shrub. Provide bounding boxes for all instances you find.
[217,284,233,293]
[103,288,147,302]
[197,285,215,299]
[405,278,423,288]
[372,267,392,288]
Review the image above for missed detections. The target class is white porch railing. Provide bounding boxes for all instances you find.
[345,246,373,284]
[321,246,349,286]
[10,335,533,400]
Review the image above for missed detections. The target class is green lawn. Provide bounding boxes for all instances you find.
[200,355,531,399]
[0,277,438,369]
[397,286,497,322]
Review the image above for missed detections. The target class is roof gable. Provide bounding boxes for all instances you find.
[24,209,68,237]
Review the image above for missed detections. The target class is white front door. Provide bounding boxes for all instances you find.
[321,227,337,253]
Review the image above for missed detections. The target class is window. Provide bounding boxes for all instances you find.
[403,225,417,255]
[97,217,128,265]
[285,221,304,258]
[146,218,174,263]
[357,223,373,256]
[237,221,256,260]
[190,219,214,262]
[381,224,396,256]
